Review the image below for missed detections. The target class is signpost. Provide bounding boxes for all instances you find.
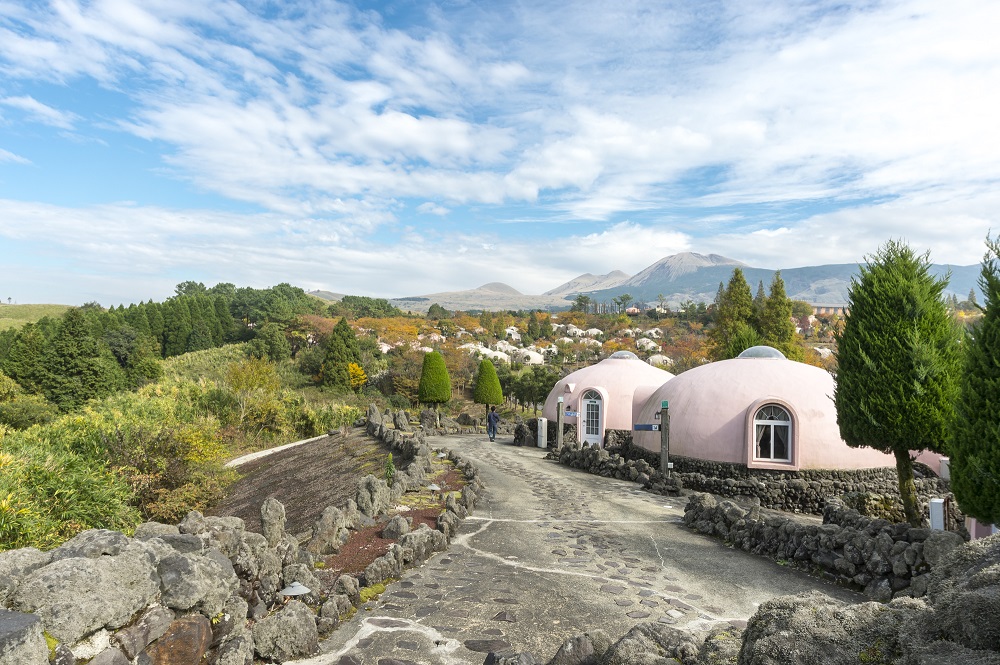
[556,396,564,450]
[633,424,660,431]
[660,400,670,476]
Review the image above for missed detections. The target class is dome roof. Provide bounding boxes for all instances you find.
[633,356,896,470]
[543,354,674,433]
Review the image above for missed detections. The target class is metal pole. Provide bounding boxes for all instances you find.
[556,396,564,450]
[659,401,670,477]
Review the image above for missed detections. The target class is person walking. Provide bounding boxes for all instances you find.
[487,405,500,442]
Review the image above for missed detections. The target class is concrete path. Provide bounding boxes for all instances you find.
[302,434,862,664]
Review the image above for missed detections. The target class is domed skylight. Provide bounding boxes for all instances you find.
[609,351,640,360]
[737,345,786,359]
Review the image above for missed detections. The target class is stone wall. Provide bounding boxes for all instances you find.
[0,411,484,665]
[683,492,968,601]
[604,431,952,521]
[513,417,578,448]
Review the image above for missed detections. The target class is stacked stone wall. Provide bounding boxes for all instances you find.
[0,407,483,665]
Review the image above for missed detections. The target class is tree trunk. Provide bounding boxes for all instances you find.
[895,449,922,527]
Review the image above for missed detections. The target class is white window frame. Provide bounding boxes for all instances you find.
[753,404,792,462]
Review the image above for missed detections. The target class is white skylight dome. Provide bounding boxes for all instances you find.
[737,345,786,359]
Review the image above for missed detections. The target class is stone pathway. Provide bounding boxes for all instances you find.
[300,435,862,664]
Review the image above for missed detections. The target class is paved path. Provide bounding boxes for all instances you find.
[302,434,862,664]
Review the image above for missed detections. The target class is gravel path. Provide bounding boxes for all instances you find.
[302,433,862,664]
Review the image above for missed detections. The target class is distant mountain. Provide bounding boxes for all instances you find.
[307,290,345,302]
[384,253,982,313]
[544,271,631,297]
[390,282,570,313]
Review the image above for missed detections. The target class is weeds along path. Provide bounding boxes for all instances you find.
[208,428,391,537]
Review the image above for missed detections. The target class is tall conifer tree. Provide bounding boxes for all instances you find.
[951,235,1000,524]
[835,240,962,526]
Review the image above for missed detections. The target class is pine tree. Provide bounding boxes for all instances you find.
[418,351,451,425]
[951,235,1000,524]
[161,299,193,357]
[752,280,767,330]
[834,240,963,526]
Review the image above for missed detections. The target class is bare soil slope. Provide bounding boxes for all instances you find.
[208,428,391,536]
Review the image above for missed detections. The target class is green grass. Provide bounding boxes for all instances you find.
[0,304,72,331]
[162,344,250,383]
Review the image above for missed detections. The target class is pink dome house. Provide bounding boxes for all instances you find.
[543,351,674,446]
[632,346,900,471]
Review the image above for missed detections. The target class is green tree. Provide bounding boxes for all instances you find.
[418,351,451,425]
[473,358,503,414]
[950,235,1000,524]
[246,322,292,362]
[834,240,963,526]
[709,268,754,359]
[38,308,126,411]
[759,271,801,360]
[427,303,450,320]
[161,299,193,358]
[572,294,592,313]
[319,318,361,390]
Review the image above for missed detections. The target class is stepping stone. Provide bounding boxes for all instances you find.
[492,611,516,622]
[378,659,420,665]
[641,600,658,607]
[658,617,677,625]
[493,598,519,605]
[663,585,683,592]
[642,567,659,573]
[483,629,505,636]
[397,640,419,650]
[414,606,436,618]
[424,583,440,589]
[666,609,685,619]
[336,657,362,665]
[639,590,656,597]
[426,594,443,601]
[464,639,513,653]
[552,549,567,556]
[370,618,411,628]
[615,599,633,606]
[626,611,651,619]
[604,561,621,567]
[669,599,694,611]
[392,591,418,599]
[600,584,626,595]
[685,594,703,600]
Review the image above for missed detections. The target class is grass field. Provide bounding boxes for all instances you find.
[0,303,72,331]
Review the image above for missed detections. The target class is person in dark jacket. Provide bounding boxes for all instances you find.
[487,405,500,442]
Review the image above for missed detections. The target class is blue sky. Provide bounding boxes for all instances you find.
[1,0,998,305]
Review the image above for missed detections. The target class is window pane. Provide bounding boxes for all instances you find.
[756,424,771,459]
[586,401,600,435]
[773,425,789,460]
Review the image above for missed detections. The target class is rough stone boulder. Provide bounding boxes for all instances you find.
[0,609,47,665]
[260,498,287,548]
[399,524,447,564]
[457,412,480,427]
[0,548,51,606]
[11,540,160,644]
[139,614,212,665]
[923,532,1000,653]
[381,514,410,540]
[306,505,352,555]
[419,409,439,431]
[251,600,319,663]
[158,549,239,618]
[393,409,413,432]
[363,544,404,585]
[546,629,611,664]
[110,605,174,659]
[335,574,361,608]
[355,475,391,518]
[49,529,130,561]
[601,623,701,665]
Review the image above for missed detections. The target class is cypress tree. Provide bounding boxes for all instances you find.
[320,318,360,390]
[710,268,754,359]
[759,271,801,359]
[473,358,503,408]
[418,351,451,424]
[951,235,1000,524]
[834,240,962,526]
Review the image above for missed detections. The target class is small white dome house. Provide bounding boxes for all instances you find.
[543,351,674,446]
[632,346,900,471]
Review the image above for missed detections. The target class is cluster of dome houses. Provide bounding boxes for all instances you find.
[540,347,946,477]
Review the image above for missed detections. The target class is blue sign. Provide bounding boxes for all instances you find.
[633,424,660,431]
[564,411,579,417]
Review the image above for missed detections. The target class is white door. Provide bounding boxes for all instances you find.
[582,390,603,445]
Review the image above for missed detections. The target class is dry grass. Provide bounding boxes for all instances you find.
[0,303,72,331]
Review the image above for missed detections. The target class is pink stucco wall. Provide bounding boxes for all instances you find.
[632,356,900,471]
[542,354,674,440]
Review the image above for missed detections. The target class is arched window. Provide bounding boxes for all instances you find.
[753,404,791,462]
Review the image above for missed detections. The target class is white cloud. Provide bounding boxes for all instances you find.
[0,147,30,164]
[0,96,78,129]
[416,202,449,216]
